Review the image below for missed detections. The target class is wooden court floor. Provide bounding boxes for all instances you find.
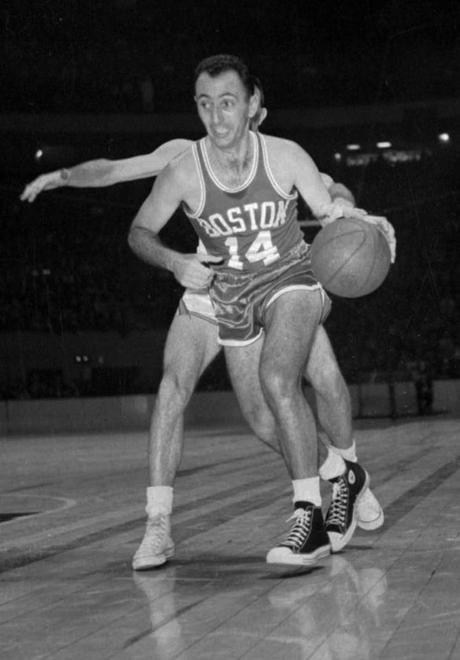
[1,414,460,659]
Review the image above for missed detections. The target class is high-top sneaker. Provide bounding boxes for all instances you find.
[132,513,175,570]
[266,502,330,566]
[357,487,384,531]
[325,460,369,552]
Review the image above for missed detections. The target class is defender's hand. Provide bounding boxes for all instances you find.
[20,171,64,203]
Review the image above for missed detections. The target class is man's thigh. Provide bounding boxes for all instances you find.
[163,311,221,382]
[262,289,325,375]
[224,336,264,402]
[224,288,326,397]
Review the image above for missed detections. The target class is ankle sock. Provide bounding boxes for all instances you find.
[146,486,173,517]
[292,476,321,507]
[319,447,347,480]
[334,440,358,463]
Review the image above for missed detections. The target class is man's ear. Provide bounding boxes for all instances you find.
[248,91,260,119]
[258,108,268,127]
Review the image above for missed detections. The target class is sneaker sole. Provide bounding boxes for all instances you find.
[266,544,331,567]
[132,547,175,571]
[328,472,370,552]
[357,509,384,531]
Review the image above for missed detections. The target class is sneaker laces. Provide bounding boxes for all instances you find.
[282,507,313,550]
[327,477,349,527]
[143,514,169,551]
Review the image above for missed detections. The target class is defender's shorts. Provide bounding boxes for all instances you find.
[178,288,218,324]
[210,242,331,346]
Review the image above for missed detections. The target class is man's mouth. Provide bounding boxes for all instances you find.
[212,129,230,138]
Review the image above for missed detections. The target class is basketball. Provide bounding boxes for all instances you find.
[310,217,391,298]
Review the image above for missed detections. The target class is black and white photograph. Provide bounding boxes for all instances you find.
[1,1,459,658]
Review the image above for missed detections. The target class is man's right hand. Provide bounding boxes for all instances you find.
[172,253,223,289]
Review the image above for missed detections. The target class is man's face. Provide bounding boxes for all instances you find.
[195,70,257,149]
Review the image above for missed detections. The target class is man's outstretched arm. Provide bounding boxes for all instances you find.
[20,139,192,202]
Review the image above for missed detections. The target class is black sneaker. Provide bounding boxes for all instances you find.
[266,501,331,566]
[325,460,369,552]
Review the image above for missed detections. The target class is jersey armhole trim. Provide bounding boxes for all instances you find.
[183,141,206,219]
[259,134,297,201]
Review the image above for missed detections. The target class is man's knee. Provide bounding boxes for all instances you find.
[310,360,348,401]
[260,361,301,404]
[240,399,276,440]
[156,367,195,410]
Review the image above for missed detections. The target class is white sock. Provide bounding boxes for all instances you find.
[145,486,173,517]
[319,448,346,480]
[334,441,358,463]
[292,477,321,507]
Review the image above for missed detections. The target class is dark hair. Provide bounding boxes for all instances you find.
[194,54,254,98]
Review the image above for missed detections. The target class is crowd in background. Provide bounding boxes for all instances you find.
[2,1,459,115]
[1,149,459,400]
[1,0,459,399]
[332,153,460,383]
[0,187,192,336]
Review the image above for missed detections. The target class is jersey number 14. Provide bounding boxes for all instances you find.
[225,231,280,269]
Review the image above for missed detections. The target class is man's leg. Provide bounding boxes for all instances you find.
[306,325,353,450]
[225,289,331,566]
[132,311,220,570]
[258,290,321,478]
[226,321,383,537]
[227,326,351,455]
[148,314,220,485]
[306,326,384,534]
[306,326,384,552]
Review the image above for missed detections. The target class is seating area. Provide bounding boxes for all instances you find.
[2,2,457,115]
[1,141,459,399]
[325,156,460,384]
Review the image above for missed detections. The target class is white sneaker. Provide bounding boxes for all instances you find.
[356,488,384,531]
[132,513,175,570]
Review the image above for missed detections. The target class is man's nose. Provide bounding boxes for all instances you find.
[211,106,222,125]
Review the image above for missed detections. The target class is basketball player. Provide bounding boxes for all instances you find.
[21,78,390,569]
[128,54,395,568]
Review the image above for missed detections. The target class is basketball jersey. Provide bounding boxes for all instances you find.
[183,132,304,273]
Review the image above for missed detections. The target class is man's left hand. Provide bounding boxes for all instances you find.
[364,215,397,263]
[322,203,396,264]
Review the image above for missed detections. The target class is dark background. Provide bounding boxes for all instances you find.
[1,0,459,400]
[2,0,459,113]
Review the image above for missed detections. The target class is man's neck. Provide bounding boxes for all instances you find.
[205,132,254,187]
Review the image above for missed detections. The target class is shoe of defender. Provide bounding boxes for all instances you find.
[357,487,384,531]
[132,513,175,571]
[266,502,330,566]
[325,460,369,552]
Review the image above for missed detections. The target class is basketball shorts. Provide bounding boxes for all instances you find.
[210,241,331,346]
[178,288,218,325]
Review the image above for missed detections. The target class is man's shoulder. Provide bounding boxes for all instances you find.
[259,133,296,148]
[147,138,193,163]
[260,133,305,158]
[161,143,198,186]
[259,133,308,172]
